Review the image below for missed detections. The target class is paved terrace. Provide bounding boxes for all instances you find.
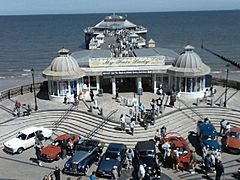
[0,85,239,180]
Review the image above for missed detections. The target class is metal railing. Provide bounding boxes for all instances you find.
[86,108,118,139]
[52,104,76,130]
[177,98,204,121]
[0,82,43,102]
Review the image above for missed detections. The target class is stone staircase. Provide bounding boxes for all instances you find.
[1,107,239,149]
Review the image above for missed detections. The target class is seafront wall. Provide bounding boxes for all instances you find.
[0,78,239,102]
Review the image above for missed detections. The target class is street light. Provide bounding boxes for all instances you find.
[23,68,38,111]
[224,64,230,107]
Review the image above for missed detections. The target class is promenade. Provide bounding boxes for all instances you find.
[0,85,239,180]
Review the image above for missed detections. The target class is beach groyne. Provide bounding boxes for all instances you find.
[201,44,240,69]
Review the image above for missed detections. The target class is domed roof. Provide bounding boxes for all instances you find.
[50,49,79,72]
[168,45,210,77]
[42,48,85,80]
[174,45,202,68]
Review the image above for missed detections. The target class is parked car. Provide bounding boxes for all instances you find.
[3,126,52,154]
[63,139,104,175]
[40,133,80,161]
[160,132,192,170]
[135,141,158,175]
[222,127,240,154]
[96,143,127,177]
[197,120,221,151]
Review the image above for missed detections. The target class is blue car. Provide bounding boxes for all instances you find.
[63,139,104,175]
[96,143,127,177]
[197,120,221,151]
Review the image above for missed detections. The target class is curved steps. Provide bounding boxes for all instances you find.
[1,107,239,148]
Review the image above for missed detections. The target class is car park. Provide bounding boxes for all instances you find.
[63,139,104,175]
[160,132,192,170]
[40,133,80,161]
[96,143,127,177]
[135,141,159,175]
[3,126,52,154]
[222,127,240,154]
[197,120,221,151]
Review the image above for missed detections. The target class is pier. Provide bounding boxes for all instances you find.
[201,42,240,68]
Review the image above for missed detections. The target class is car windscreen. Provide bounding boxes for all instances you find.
[229,132,240,138]
[16,132,27,140]
[105,152,120,160]
[75,145,93,152]
[202,135,217,141]
[139,150,155,157]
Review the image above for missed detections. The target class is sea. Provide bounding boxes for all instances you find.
[0,10,239,90]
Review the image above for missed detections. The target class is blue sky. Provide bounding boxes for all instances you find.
[0,0,240,15]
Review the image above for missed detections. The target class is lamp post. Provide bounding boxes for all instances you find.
[31,68,38,111]
[24,68,38,111]
[224,64,230,107]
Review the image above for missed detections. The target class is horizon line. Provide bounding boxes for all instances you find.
[0,9,239,16]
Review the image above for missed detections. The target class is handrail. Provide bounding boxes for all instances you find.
[177,98,204,121]
[81,98,90,110]
[52,104,76,130]
[214,87,230,104]
[86,108,118,139]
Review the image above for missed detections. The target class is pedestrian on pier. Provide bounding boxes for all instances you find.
[161,126,167,138]
[219,119,227,136]
[90,90,94,102]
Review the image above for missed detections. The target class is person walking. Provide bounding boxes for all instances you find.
[204,154,212,176]
[126,148,134,169]
[215,160,224,180]
[34,143,43,166]
[154,129,161,146]
[90,90,94,102]
[130,120,135,135]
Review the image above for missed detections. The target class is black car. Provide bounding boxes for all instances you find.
[63,139,104,175]
[96,143,127,177]
[135,141,159,175]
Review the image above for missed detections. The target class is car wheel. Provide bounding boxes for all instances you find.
[56,153,61,160]
[84,165,89,175]
[17,147,24,154]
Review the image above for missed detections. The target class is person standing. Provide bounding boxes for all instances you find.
[215,160,224,180]
[173,148,180,171]
[120,114,126,132]
[90,171,96,180]
[219,119,227,135]
[161,126,167,138]
[130,120,135,135]
[111,166,119,180]
[138,164,146,180]
[54,166,60,180]
[126,148,134,169]
[90,90,94,102]
[191,150,197,174]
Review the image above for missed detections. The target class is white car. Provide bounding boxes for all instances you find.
[3,126,52,154]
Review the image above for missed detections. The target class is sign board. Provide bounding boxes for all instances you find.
[89,56,165,67]
[102,70,152,76]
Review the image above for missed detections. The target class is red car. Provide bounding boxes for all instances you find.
[223,127,240,154]
[161,132,192,170]
[40,133,80,161]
